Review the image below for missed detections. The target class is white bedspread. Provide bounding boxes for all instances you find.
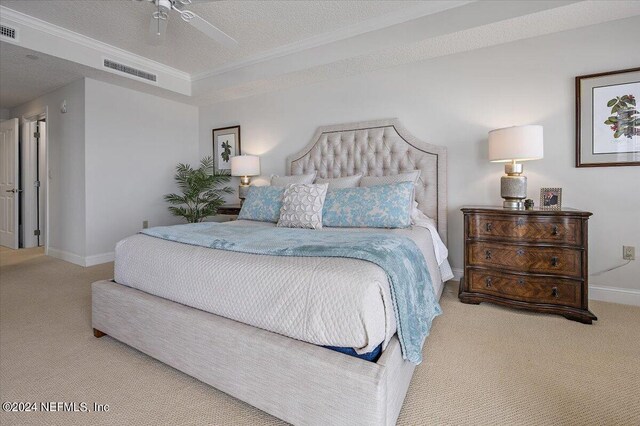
[114,220,447,353]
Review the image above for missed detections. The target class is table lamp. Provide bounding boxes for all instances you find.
[231,155,260,200]
[488,125,543,209]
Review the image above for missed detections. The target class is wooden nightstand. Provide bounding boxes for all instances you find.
[458,206,597,324]
[217,205,242,216]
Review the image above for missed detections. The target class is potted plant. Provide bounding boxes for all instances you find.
[164,156,233,223]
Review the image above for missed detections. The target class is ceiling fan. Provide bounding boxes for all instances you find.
[134,0,237,48]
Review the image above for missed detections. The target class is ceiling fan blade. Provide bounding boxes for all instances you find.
[148,14,167,45]
[186,11,238,49]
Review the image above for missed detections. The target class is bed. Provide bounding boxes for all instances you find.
[92,118,448,425]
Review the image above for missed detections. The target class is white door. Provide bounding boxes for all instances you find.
[0,118,19,249]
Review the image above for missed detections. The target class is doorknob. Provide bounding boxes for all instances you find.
[5,189,22,193]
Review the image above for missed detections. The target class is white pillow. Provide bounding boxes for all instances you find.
[315,174,363,190]
[359,170,421,187]
[271,172,317,187]
[277,183,328,230]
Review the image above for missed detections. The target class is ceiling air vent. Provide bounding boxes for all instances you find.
[103,59,157,82]
[0,24,17,40]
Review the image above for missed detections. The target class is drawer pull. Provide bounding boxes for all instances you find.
[551,287,559,298]
[517,278,525,286]
[516,218,526,227]
[485,223,493,232]
[485,250,492,260]
[485,277,492,287]
[552,225,559,235]
[516,248,525,256]
[551,256,559,267]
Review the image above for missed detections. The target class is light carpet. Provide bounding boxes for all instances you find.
[0,247,639,425]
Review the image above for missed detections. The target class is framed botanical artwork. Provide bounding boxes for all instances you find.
[576,67,640,167]
[212,125,241,173]
[540,188,562,211]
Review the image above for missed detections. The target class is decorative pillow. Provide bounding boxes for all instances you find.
[315,174,363,190]
[271,172,317,187]
[359,170,421,187]
[238,186,285,223]
[323,181,415,228]
[277,183,328,229]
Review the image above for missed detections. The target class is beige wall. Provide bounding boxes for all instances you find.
[199,17,640,296]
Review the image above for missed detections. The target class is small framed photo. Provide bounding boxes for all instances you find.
[576,67,640,167]
[212,125,241,173]
[540,188,562,210]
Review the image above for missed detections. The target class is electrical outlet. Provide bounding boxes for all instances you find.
[623,246,635,261]
[142,220,149,229]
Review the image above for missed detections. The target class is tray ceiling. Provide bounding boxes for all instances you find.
[2,0,425,75]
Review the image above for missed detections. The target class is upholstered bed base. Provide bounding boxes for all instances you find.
[92,280,417,425]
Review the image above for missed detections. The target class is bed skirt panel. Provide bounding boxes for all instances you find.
[91,280,415,425]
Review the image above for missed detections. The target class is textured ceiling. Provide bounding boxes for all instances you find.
[2,0,423,74]
[193,0,640,104]
[0,42,85,109]
[0,42,193,109]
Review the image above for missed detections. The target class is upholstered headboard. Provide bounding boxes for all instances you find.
[287,119,447,245]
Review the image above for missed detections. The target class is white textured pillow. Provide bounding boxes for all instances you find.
[359,170,421,187]
[277,183,328,229]
[271,172,317,187]
[315,174,363,190]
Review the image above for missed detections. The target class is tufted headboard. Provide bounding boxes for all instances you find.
[287,119,447,245]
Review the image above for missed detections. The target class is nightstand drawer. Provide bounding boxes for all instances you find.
[468,215,582,245]
[468,269,581,308]
[468,241,582,278]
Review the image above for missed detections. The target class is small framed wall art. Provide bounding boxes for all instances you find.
[540,188,562,210]
[212,125,241,173]
[576,67,640,167]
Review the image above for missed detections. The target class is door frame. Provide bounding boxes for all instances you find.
[21,108,49,252]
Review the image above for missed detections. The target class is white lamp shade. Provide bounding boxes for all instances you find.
[231,155,260,176]
[488,125,544,162]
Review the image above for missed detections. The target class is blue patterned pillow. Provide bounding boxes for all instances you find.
[238,186,285,223]
[323,182,414,228]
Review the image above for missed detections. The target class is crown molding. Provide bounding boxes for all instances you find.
[190,0,474,81]
[0,6,190,82]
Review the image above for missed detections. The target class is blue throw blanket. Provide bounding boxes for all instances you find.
[141,222,442,364]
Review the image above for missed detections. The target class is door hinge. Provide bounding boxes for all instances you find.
[33,132,40,139]
[33,229,41,236]
[34,180,40,187]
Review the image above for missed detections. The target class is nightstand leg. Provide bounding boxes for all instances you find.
[561,311,597,325]
[93,328,107,338]
[458,277,481,304]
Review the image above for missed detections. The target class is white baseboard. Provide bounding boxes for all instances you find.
[589,285,640,307]
[451,268,639,306]
[47,248,114,267]
[451,268,463,281]
[47,247,85,267]
[85,252,115,267]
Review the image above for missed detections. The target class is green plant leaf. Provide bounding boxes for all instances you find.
[607,98,617,107]
[165,156,235,223]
